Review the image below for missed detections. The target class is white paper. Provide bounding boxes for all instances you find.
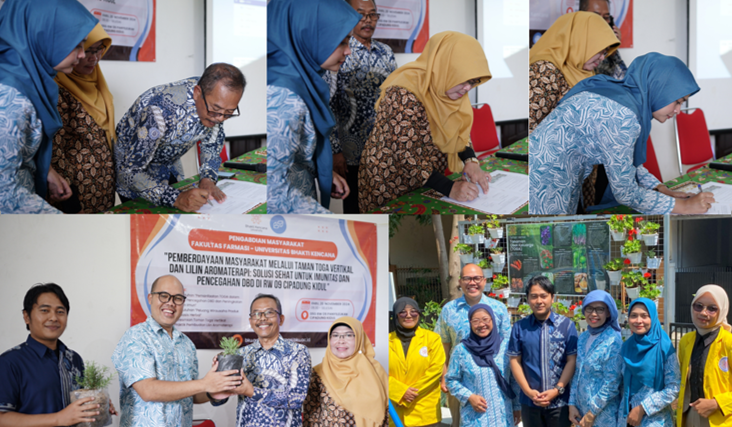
[677,181,732,215]
[440,170,528,214]
[197,180,266,214]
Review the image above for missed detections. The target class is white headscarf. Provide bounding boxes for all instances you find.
[691,284,730,334]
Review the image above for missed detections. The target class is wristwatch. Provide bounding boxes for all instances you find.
[554,385,565,394]
[465,157,480,165]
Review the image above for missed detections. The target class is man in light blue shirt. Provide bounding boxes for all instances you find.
[434,263,514,427]
[112,275,242,427]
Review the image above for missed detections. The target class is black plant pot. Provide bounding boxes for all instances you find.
[217,354,243,375]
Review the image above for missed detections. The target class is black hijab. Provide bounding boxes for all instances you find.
[393,297,420,356]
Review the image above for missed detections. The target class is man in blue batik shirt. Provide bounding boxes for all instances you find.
[112,275,242,427]
[0,283,117,427]
[212,294,311,427]
[115,63,245,212]
[508,276,578,427]
[434,263,516,427]
[324,0,397,213]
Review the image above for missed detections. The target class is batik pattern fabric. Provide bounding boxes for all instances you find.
[529,91,674,215]
[568,328,623,426]
[434,295,512,357]
[111,317,198,427]
[618,353,680,427]
[53,86,115,212]
[324,37,397,166]
[529,61,571,134]
[446,342,518,427]
[235,336,312,427]
[0,84,60,214]
[115,78,224,207]
[358,86,448,213]
[267,85,331,214]
[302,370,387,427]
[595,51,628,80]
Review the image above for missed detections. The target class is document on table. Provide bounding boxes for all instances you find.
[440,170,528,214]
[197,180,266,214]
[675,181,732,214]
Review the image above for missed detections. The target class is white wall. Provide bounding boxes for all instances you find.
[0,215,389,427]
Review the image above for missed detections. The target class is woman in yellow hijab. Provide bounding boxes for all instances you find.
[358,31,492,213]
[303,316,388,426]
[529,11,619,133]
[53,22,116,213]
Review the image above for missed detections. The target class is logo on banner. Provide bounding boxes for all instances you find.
[271,215,287,234]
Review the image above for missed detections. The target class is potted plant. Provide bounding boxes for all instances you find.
[490,247,506,265]
[621,270,650,300]
[552,301,568,316]
[640,282,662,306]
[452,240,474,264]
[607,214,633,241]
[622,236,642,265]
[517,303,532,318]
[571,308,587,330]
[486,215,504,239]
[646,249,661,269]
[638,220,660,246]
[604,258,624,286]
[477,258,492,277]
[71,361,114,427]
[491,274,510,298]
[616,298,628,324]
[217,336,243,374]
[467,222,486,244]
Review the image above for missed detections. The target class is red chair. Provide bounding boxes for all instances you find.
[192,420,216,427]
[470,103,501,159]
[644,136,663,182]
[674,108,714,175]
[196,140,230,171]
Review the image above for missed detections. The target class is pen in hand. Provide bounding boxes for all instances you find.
[698,184,703,194]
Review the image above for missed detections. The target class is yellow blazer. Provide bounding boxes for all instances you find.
[389,327,446,427]
[677,327,732,427]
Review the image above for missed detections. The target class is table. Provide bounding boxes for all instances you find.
[108,147,267,214]
[372,138,528,214]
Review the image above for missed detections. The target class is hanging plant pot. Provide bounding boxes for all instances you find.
[578,319,588,330]
[655,299,660,309]
[642,234,659,246]
[626,252,642,265]
[469,234,484,244]
[460,253,473,264]
[488,228,504,239]
[217,354,244,374]
[595,279,606,291]
[482,268,492,278]
[626,286,641,300]
[71,388,111,427]
[622,328,632,339]
[618,313,628,324]
[646,257,661,269]
[491,253,506,264]
[494,287,510,298]
[610,230,626,241]
[607,270,622,286]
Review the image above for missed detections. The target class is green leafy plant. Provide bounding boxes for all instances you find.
[621,270,650,289]
[489,247,504,254]
[418,300,445,331]
[477,258,491,269]
[647,249,657,258]
[615,298,623,310]
[551,301,568,315]
[220,337,241,356]
[640,283,661,300]
[485,215,501,229]
[491,274,509,289]
[623,238,642,254]
[638,220,660,235]
[75,361,114,390]
[607,214,633,233]
[468,223,485,235]
[517,304,532,316]
[604,258,625,271]
[452,242,473,255]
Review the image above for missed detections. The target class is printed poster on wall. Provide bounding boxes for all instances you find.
[130,215,379,349]
[507,221,610,295]
[79,0,156,62]
[374,0,429,53]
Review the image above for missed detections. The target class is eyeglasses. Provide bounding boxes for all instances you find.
[460,276,485,283]
[584,306,607,315]
[200,90,240,121]
[359,12,381,21]
[249,309,280,319]
[629,312,650,320]
[466,78,481,86]
[151,292,187,305]
[398,310,419,318]
[331,333,356,341]
[692,302,719,314]
[470,316,492,326]
[84,45,105,58]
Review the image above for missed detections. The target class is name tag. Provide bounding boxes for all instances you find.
[420,346,429,357]
[720,357,729,372]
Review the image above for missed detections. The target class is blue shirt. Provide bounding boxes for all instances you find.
[0,335,83,415]
[112,317,199,427]
[115,78,225,207]
[507,311,578,408]
[234,336,311,427]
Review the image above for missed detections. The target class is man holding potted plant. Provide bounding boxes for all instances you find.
[0,283,117,427]
[434,263,515,427]
[112,275,243,427]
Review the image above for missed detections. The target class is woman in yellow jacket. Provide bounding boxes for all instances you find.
[677,284,732,427]
[389,297,446,427]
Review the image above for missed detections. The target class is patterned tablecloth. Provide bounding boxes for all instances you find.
[372,138,528,214]
[107,147,268,214]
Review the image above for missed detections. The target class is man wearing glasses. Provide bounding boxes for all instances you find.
[324,0,396,213]
[434,263,515,427]
[211,293,311,426]
[114,63,245,212]
[112,275,243,427]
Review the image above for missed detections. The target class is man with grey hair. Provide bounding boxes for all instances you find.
[115,63,246,212]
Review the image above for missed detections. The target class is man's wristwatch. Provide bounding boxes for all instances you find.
[555,385,565,394]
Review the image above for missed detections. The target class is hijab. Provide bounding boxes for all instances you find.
[393,297,420,356]
[582,290,621,335]
[375,31,491,173]
[620,298,675,416]
[267,0,361,209]
[562,52,700,210]
[691,284,730,335]
[314,317,388,427]
[55,23,116,149]
[0,0,97,198]
[529,12,620,87]
[460,304,516,399]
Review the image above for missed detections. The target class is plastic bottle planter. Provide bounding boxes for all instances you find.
[71,389,111,427]
[610,230,626,241]
[626,286,641,300]
[460,253,473,264]
[491,253,506,265]
[626,252,642,265]
[646,257,661,269]
[488,227,504,239]
[642,234,659,246]
[607,270,622,286]
[469,234,484,244]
